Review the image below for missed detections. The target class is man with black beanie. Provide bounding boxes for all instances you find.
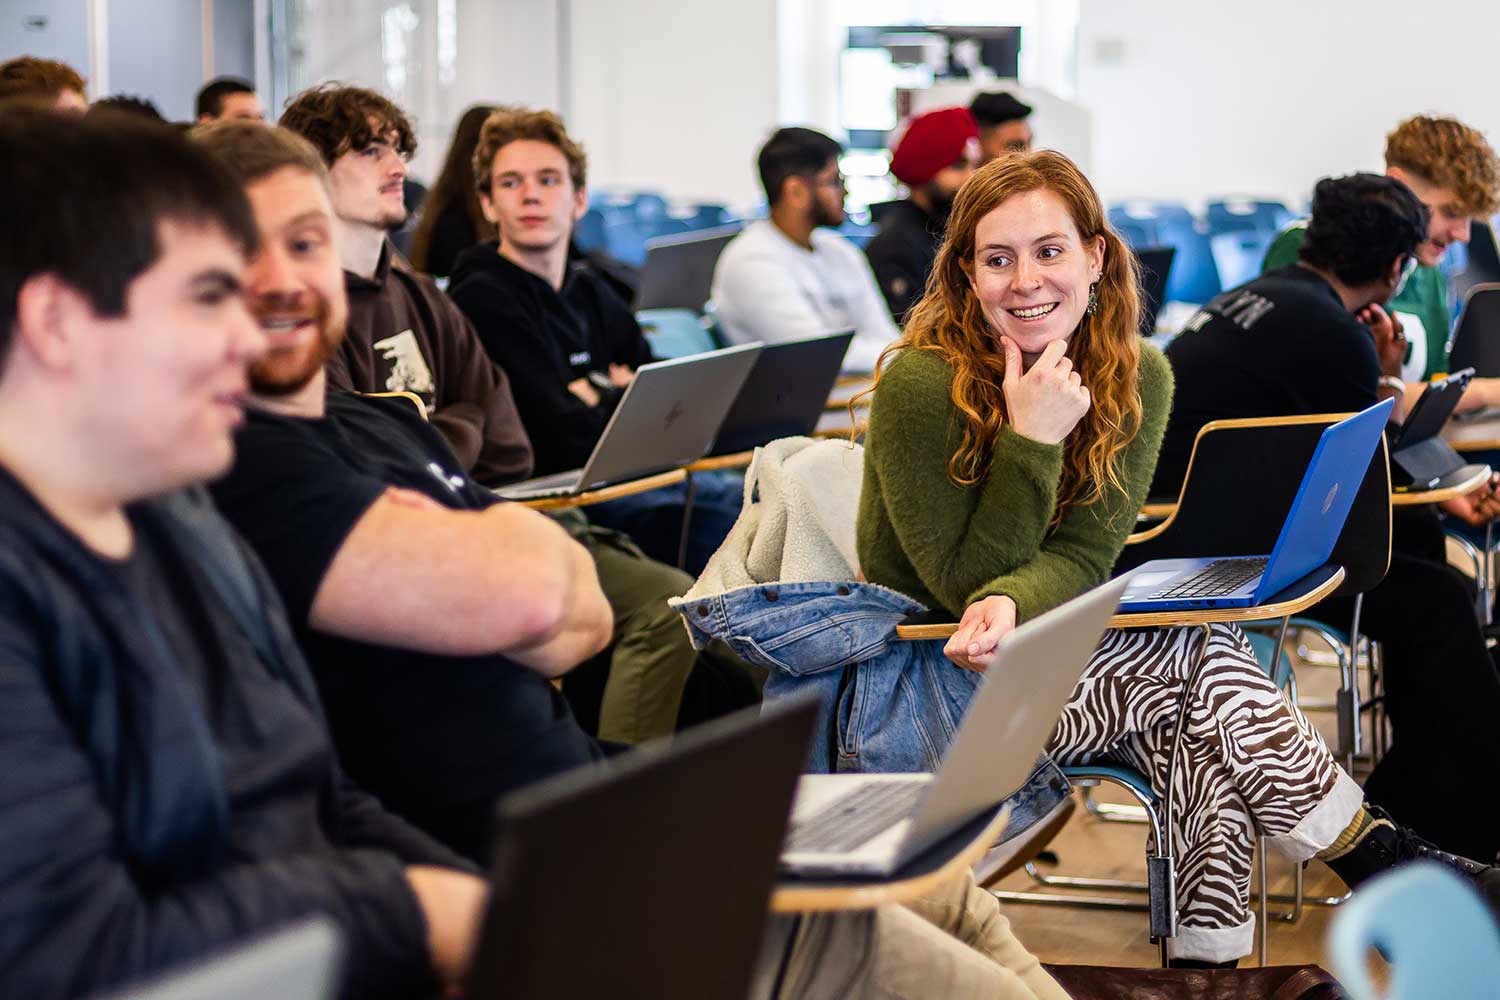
[969,90,1033,163]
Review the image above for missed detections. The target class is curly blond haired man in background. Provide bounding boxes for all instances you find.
[1264,114,1500,382]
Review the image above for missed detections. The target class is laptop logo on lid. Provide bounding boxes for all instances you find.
[664,401,684,430]
[1322,482,1339,514]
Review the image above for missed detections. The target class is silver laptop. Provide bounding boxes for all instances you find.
[496,343,763,501]
[780,576,1129,877]
[96,919,340,1000]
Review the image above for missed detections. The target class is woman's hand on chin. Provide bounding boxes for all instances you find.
[1001,336,1091,445]
[943,595,1018,672]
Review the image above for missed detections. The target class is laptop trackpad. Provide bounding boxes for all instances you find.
[1126,569,1180,597]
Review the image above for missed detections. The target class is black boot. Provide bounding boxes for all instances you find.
[1167,958,1239,969]
[1323,806,1500,913]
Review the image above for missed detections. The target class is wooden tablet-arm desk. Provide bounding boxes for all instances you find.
[516,468,688,512]
[770,804,1013,913]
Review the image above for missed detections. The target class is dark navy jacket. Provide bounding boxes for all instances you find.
[0,469,471,999]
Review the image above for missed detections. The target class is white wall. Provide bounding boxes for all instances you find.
[567,0,781,206]
[1076,0,1500,209]
[109,0,200,120]
[0,0,91,82]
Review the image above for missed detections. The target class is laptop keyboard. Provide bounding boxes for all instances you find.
[495,469,583,500]
[1152,557,1269,600]
[784,779,929,855]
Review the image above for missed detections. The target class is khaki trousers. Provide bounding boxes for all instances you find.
[754,871,1069,1000]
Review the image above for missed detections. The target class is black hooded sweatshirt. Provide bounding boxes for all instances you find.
[449,244,654,476]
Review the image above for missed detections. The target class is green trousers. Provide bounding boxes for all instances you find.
[556,511,734,743]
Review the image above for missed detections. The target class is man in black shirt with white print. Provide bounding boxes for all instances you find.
[1158,173,1500,860]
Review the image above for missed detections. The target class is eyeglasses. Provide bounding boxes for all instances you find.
[804,170,846,192]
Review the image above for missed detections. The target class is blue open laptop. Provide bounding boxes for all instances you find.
[1118,398,1393,612]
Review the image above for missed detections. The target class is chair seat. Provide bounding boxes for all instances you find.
[1062,764,1157,803]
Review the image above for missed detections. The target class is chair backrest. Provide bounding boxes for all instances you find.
[1117,414,1391,599]
[1156,221,1222,304]
[360,390,428,420]
[1455,218,1500,301]
[574,207,608,253]
[1446,283,1500,376]
[1327,861,1500,1000]
[636,308,722,358]
[1205,198,1294,236]
[1209,230,1275,291]
[686,203,734,230]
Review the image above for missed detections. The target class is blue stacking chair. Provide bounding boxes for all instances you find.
[1109,215,1157,249]
[1210,230,1276,291]
[1110,201,1222,304]
[685,203,735,230]
[590,190,640,222]
[1328,862,1500,1000]
[1205,198,1295,236]
[630,191,669,221]
[636,308,722,358]
[603,218,648,267]
[575,207,608,253]
[605,217,693,268]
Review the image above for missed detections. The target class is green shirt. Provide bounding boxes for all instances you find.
[1262,222,1451,379]
[855,343,1174,621]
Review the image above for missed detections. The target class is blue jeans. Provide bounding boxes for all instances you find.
[676,579,1069,839]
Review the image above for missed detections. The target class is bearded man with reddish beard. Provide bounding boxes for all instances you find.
[194,121,614,863]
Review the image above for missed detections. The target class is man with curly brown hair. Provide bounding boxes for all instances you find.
[279,83,533,486]
[1264,114,1500,381]
[0,55,87,111]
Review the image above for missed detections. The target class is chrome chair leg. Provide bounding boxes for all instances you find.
[1080,785,1149,824]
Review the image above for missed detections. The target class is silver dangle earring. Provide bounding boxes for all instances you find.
[1086,282,1099,316]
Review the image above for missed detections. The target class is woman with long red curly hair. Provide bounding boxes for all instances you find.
[853,151,1481,966]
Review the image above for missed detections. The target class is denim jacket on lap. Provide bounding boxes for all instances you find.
[672,438,1069,832]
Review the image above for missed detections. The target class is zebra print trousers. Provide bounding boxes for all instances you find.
[1048,623,1365,963]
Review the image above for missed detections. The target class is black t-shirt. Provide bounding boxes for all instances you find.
[1154,265,1381,497]
[210,392,602,861]
[864,199,941,323]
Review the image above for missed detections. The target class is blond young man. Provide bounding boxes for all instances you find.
[1265,114,1500,383]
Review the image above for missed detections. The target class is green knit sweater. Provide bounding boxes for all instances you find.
[856,342,1174,621]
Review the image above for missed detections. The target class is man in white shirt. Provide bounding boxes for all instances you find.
[710,127,899,373]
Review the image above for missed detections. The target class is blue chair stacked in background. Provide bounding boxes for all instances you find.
[1206,198,1296,291]
[1109,197,1297,307]
[635,308,723,359]
[577,190,744,266]
[1109,200,1223,306]
[1327,861,1500,1000]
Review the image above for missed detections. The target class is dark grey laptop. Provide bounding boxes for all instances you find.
[1135,245,1176,335]
[496,343,763,501]
[709,329,855,456]
[465,699,818,1000]
[1447,283,1500,376]
[96,920,340,1000]
[635,224,742,312]
[1390,367,1473,488]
